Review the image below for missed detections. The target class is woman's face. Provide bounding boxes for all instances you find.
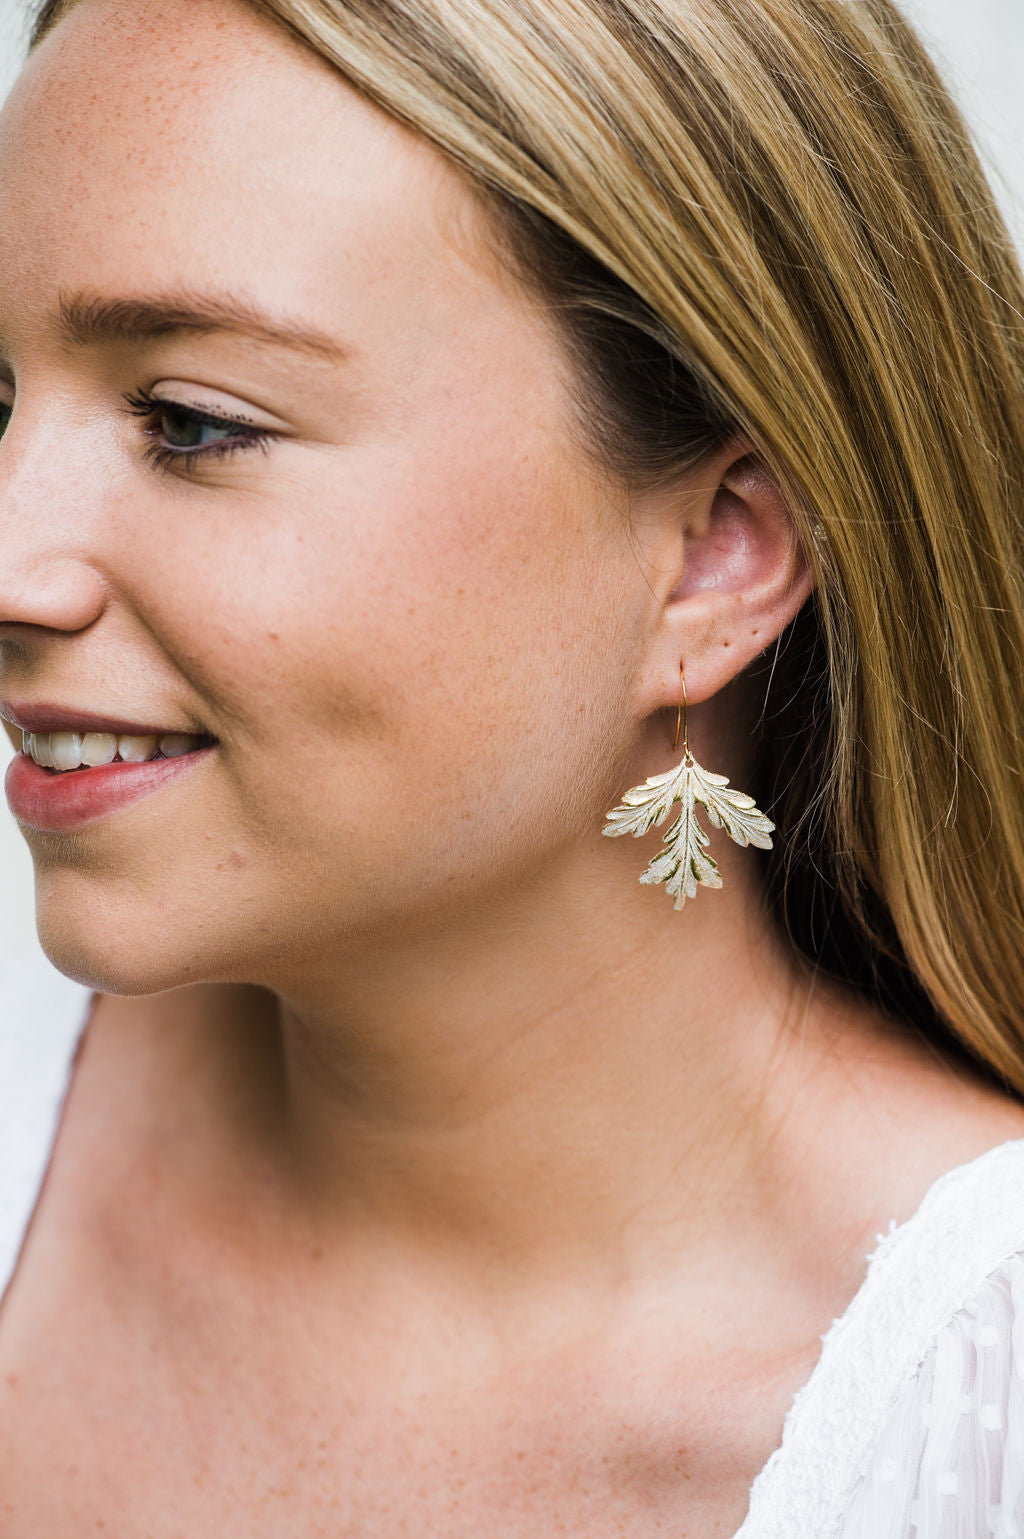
[0,0,655,991]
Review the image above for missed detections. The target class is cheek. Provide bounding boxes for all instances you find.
[119,430,639,897]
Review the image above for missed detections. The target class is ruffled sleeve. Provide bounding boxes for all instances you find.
[842,1253,1024,1537]
[737,1142,1024,1539]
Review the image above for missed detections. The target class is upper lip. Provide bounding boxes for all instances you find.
[1,702,208,737]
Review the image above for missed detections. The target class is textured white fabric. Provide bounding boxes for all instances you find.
[739,1141,1024,1537]
[0,940,92,1307]
[3,944,1024,1533]
[841,1257,1024,1537]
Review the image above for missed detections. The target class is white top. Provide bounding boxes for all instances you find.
[2,942,1024,1535]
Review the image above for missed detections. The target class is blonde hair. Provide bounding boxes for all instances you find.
[33,0,1024,1087]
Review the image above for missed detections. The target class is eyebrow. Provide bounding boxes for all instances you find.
[56,288,349,361]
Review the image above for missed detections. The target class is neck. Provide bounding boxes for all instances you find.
[251,851,853,1284]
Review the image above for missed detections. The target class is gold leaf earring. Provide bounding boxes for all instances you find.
[603,661,774,909]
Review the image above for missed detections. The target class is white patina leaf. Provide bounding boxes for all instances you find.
[604,751,774,908]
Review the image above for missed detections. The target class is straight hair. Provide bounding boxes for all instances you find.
[32,0,1024,1089]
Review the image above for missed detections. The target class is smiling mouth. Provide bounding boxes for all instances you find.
[23,730,215,772]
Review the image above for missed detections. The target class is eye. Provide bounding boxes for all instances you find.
[122,389,273,475]
[159,401,243,450]
[0,399,11,440]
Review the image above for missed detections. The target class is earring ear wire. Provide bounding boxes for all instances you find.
[672,660,688,756]
[603,660,774,909]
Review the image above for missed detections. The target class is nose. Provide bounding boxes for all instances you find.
[0,400,109,640]
[0,555,107,639]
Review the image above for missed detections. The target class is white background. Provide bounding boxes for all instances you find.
[0,0,1021,946]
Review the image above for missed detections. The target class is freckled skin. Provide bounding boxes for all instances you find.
[0,0,651,993]
[2,3,1024,1536]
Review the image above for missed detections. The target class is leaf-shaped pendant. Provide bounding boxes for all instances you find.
[603,751,774,909]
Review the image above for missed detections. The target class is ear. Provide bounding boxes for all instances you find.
[631,441,814,713]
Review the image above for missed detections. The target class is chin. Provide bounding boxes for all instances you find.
[31,862,228,997]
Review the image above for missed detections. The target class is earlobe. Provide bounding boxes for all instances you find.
[651,446,814,705]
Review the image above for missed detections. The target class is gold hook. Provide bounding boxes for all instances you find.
[672,661,689,757]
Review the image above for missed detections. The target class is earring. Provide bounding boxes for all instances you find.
[603,662,774,909]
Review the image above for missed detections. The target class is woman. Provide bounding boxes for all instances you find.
[1,0,1024,1530]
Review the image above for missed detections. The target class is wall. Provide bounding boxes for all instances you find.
[0,1,25,107]
[0,0,1021,946]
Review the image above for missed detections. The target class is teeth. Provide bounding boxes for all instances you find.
[81,732,118,767]
[51,731,84,772]
[28,733,54,769]
[159,734,196,758]
[117,734,158,763]
[24,730,205,772]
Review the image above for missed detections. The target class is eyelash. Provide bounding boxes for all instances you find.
[122,388,274,476]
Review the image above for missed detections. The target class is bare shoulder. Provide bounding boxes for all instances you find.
[799,984,1024,1247]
